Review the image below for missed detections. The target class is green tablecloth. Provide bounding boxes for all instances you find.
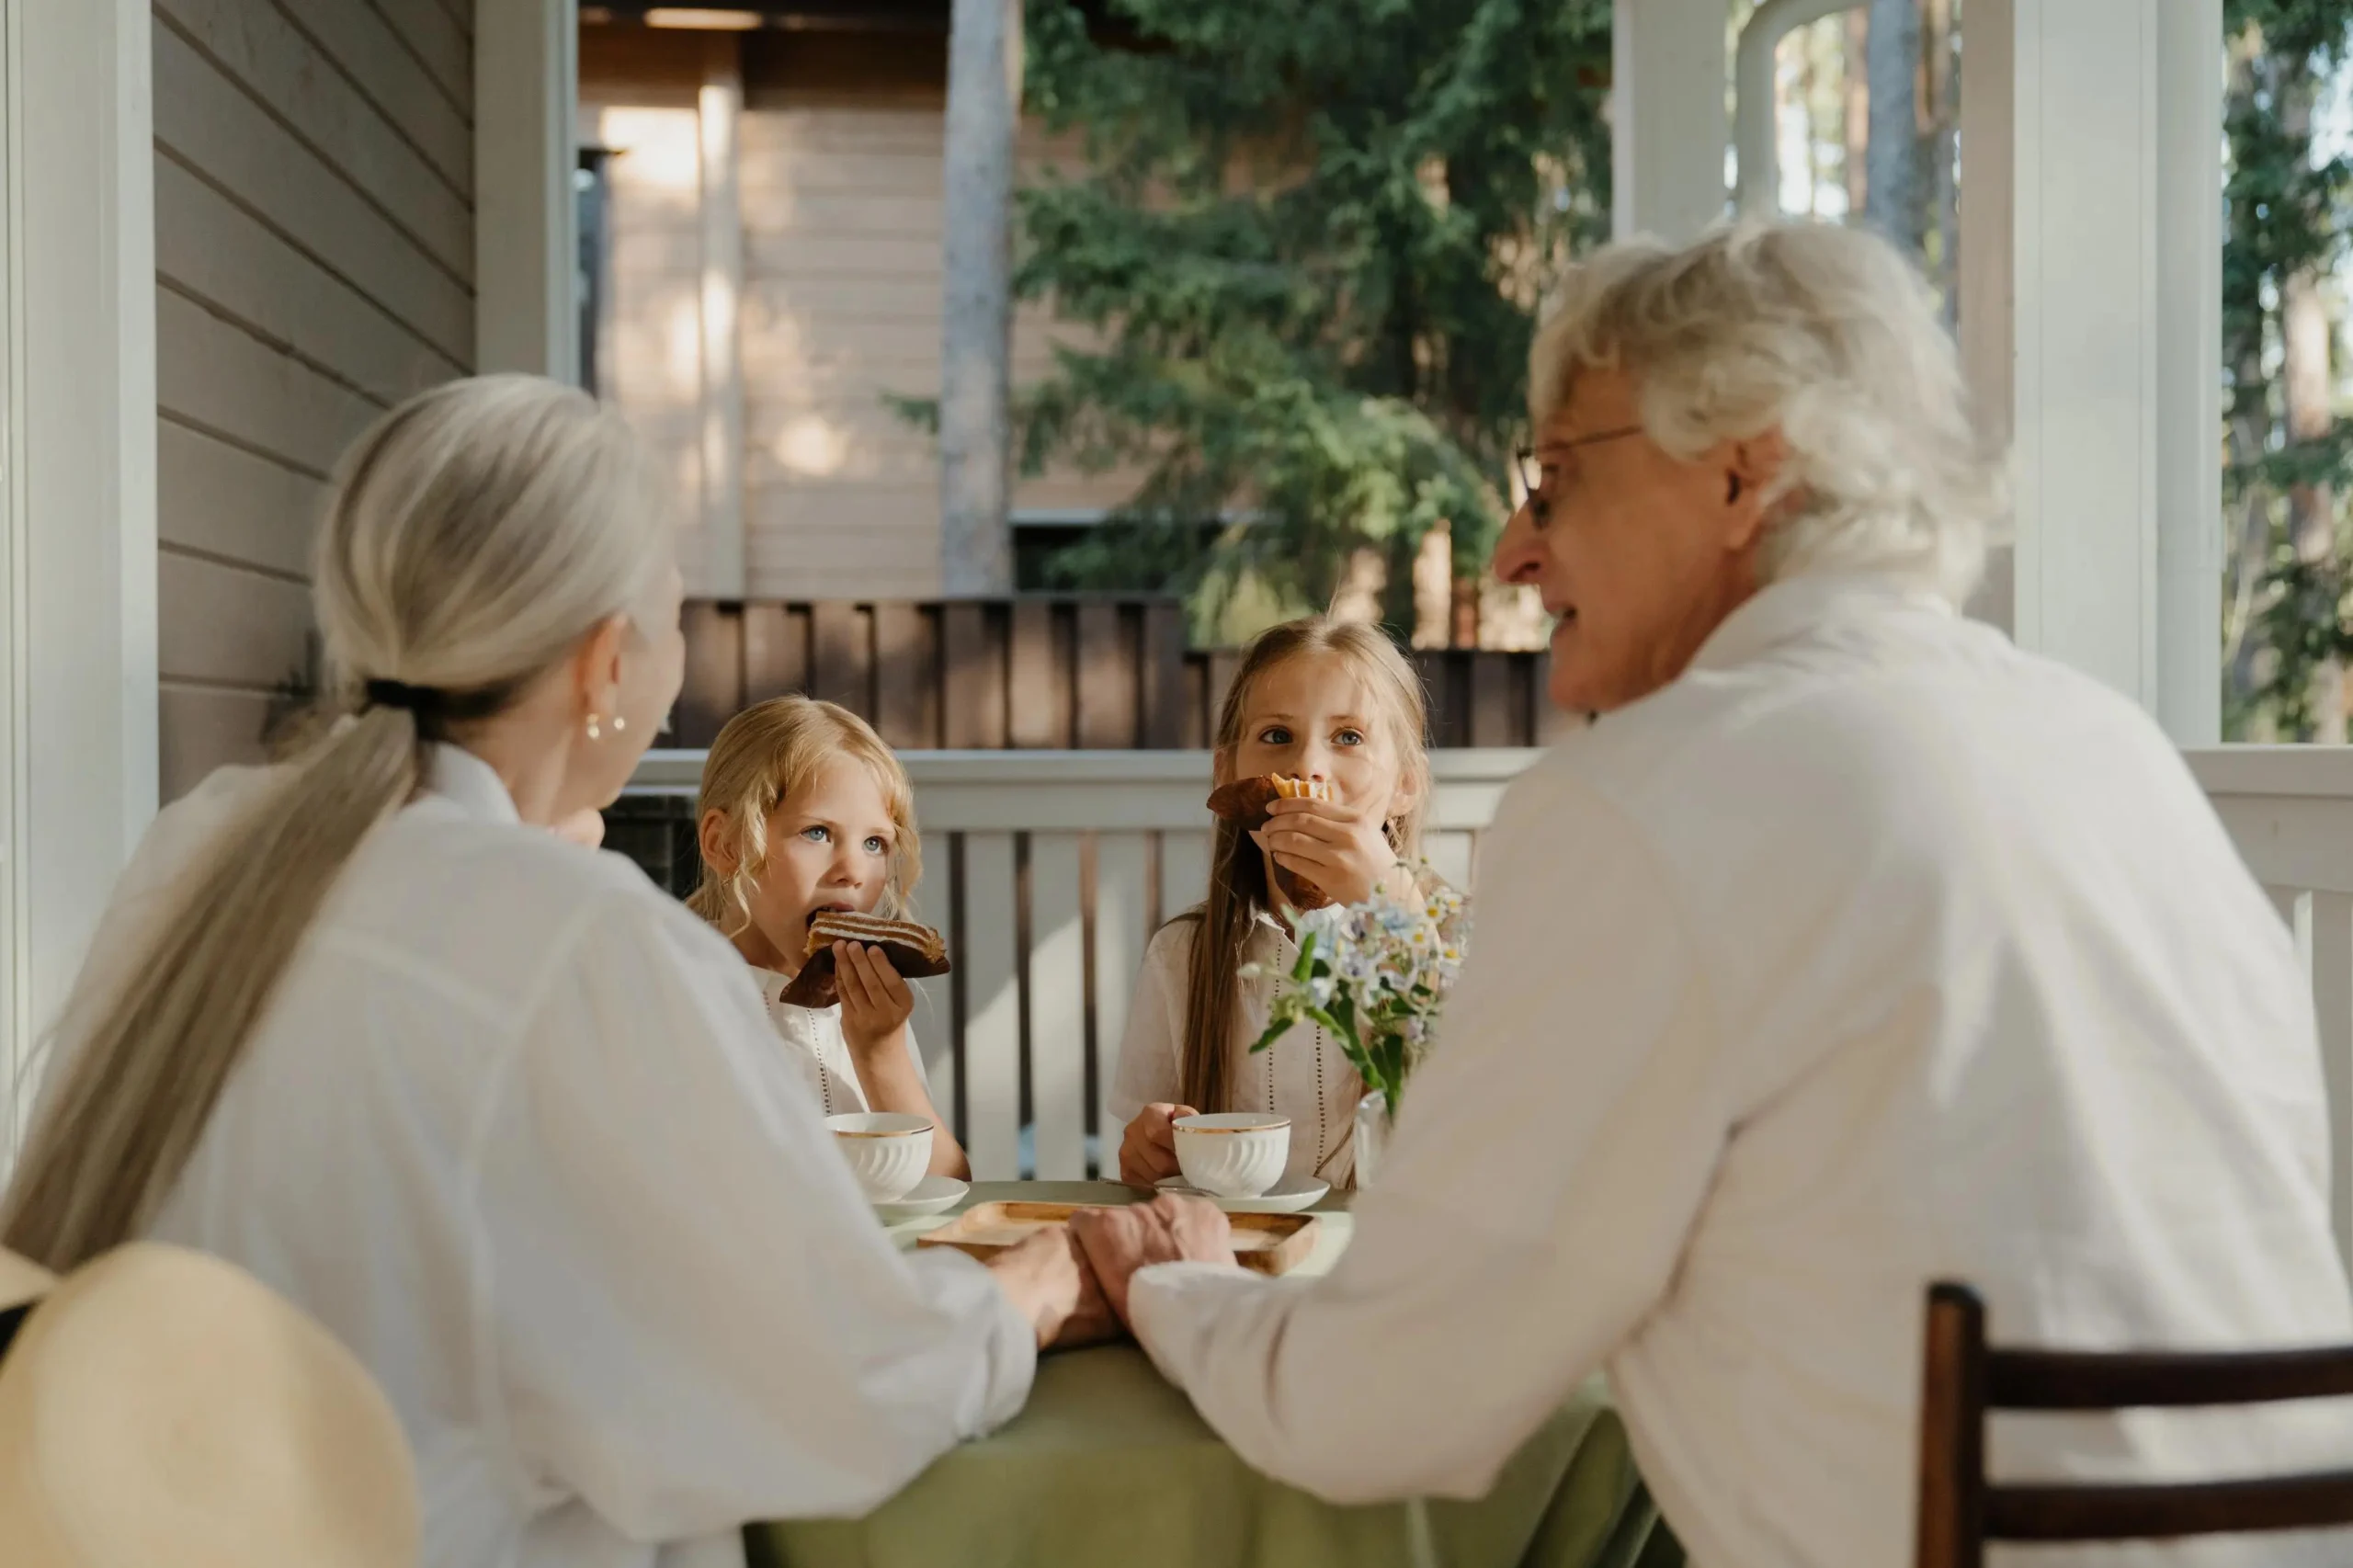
[749,1182,1681,1568]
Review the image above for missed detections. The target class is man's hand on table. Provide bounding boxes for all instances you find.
[1067,1195,1233,1329]
[983,1229,1121,1351]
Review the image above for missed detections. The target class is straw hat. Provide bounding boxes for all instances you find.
[0,1242,417,1567]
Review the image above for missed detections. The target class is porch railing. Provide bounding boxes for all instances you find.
[625,747,1537,1181]
[2185,747,2353,1266]
[628,744,2353,1267]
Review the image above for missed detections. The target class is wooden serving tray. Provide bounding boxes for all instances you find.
[915,1200,1321,1277]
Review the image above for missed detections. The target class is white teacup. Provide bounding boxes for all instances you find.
[827,1113,934,1203]
[1172,1112,1290,1199]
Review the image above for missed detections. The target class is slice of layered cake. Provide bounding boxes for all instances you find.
[779,912,952,1008]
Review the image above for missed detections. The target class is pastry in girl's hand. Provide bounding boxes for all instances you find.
[781,912,951,1007]
[1204,774,1333,827]
[1206,776,1337,910]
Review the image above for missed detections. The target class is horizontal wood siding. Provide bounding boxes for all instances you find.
[155,0,474,799]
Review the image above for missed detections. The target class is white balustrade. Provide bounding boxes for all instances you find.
[627,748,1538,1178]
[2185,747,2353,1268]
[631,744,2353,1246]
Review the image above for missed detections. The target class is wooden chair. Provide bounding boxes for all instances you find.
[1917,1282,2353,1568]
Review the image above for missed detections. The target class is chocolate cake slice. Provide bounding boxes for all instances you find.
[779,911,951,1008]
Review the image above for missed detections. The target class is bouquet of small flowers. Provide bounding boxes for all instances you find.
[1244,873,1469,1116]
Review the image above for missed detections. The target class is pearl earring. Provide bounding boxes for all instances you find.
[610,714,628,734]
[586,714,603,742]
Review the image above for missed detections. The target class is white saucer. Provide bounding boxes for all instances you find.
[876,1175,968,1221]
[1154,1176,1329,1214]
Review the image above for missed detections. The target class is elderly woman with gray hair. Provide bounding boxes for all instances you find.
[1069,221,2353,1564]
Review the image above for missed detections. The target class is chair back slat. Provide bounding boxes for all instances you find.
[1988,1346,2353,1410]
[1916,1281,2353,1568]
[1916,1286,1988,1568]
[1985,1472,2353,1542]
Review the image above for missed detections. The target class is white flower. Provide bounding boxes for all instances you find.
[1296,903,1349,948]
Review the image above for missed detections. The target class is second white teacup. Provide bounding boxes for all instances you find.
[827,1112,934,1203]
[1172,1112,1290,1199]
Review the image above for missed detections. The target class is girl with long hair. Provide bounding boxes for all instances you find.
[1108,617,1442,1190]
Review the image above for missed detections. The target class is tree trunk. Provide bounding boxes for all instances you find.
[1924,0,1958,326]
[1410,525,1451,649]
[1328,547,1389,625]
[2222,39,2268,722]
[1844,9,1869,218]
[938,0,1023,596]
[1864,0,1922,250]
[2281,66,2342,740]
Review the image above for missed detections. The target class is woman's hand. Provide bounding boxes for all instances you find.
[835,941,915,1060]
[983,1228,1120,1350]
[1257,795,1401,907]
[1067,1195,1233,1327]
[1118,1102,1198,1187]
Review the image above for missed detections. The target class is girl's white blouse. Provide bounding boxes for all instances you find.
[747,974,935,1119]
[1108,914,1364,1188]
[42,746,1033,1568]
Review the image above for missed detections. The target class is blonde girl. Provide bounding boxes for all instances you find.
[1109,618,1439,1190]
[691,697,968,1178]
[2,376,1095,1568]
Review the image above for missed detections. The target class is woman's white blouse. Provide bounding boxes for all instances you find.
[48,748,1033,1568]
[1108,915,1364,1187]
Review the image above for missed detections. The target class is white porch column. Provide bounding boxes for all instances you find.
[1611,0,1728,244]
[476,0,580,380]
[697,33,746,599]
[2154,0,2224,747]
[8,0,161,1147]
[1959,0,2222,741]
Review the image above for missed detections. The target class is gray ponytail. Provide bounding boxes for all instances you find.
[3,376,669,1269]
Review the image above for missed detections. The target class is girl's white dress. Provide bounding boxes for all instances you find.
[747,970,932,1117]
[1108,912,1364,1188]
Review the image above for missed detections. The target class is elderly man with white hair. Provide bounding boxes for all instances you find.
[1069,220,2353,1566]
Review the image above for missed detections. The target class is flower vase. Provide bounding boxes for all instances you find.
[1352,1088,1392,1191]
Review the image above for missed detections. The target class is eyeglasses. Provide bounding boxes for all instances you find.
[1513,425,1647,496]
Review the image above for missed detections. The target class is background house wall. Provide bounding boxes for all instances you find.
[152,0,477,799]
[580,23,1135,604]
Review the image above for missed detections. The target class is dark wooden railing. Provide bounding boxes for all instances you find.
[675,597,1574,750]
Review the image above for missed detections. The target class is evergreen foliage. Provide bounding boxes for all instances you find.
[2224,0,2353,737]
[998,0,1612,636]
